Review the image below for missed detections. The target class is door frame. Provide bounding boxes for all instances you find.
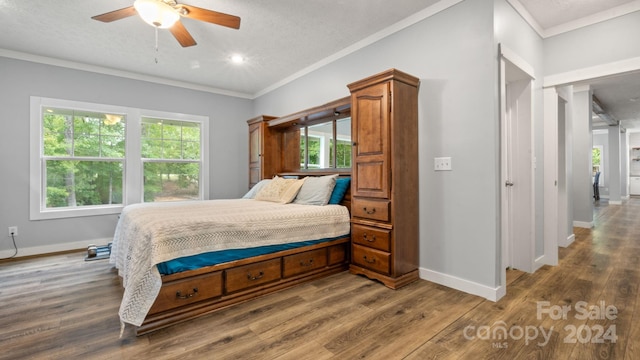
[499,44,536,288]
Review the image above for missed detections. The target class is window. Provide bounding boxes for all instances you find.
[141,118,201,202]
[30,97,209,220]
[300,117,351,169]
[42,108,125,208]
[593,145,603,186]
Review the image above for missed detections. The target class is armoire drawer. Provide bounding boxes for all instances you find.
[283,248,328,278]
[352,223,391,252]
[225,258,281,293]
[149,272,223,314]
[352,198,390,222]
[352,244,390,275]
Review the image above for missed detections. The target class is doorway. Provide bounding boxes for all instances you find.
[500,46,535,275]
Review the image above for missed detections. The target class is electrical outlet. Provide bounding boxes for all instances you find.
[434,157,452,171]
[8,226,17,236]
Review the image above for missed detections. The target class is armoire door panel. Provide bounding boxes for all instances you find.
[249,125,261,164]
[355,97,386,156]
[354,162,388,198]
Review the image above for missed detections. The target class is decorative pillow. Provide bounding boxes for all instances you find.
[328,177,350,204]
[255,176,305,204]
[242,179,271,199]
[293,174,338,206]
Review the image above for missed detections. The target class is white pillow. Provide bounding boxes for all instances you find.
[293,174,338,206]
[255,176,305,204]
[242,179,271,199]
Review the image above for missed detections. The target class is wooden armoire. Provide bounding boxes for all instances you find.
[247,115,278,189]
[347,69,420,289]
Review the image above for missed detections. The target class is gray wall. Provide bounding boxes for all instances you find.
[572,88,594,225]
[544,11,640,75]
[493,0,546,262]
[255,0,501,289]
[5,0,639,297]
[0,57,253,255]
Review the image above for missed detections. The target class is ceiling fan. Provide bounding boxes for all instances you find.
[91,0,241,47]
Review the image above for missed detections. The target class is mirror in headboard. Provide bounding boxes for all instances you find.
[269,97,351,172]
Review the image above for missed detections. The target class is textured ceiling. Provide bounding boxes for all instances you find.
[0,0,441,97]
[1,0,639,126]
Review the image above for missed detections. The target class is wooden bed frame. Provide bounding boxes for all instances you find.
[137,176,351,335]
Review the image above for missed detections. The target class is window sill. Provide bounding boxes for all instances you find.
[30,204,124,220]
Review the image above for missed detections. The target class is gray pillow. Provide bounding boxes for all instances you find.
[242,179,271,199]
[293,174,338,206]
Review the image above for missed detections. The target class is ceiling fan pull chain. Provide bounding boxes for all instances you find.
[154,27,159,64]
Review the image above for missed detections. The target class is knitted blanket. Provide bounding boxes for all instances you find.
[110,199,350,328]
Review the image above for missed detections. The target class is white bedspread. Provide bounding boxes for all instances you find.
[110,199,350,327]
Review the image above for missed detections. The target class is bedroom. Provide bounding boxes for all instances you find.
[2,0,640,358]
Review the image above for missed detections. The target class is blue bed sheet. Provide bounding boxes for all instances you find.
[157,236,346,275]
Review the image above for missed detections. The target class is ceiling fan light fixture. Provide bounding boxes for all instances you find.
[134,0,180,29]
[230,54,245,64]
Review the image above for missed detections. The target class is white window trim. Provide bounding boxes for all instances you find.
[30,97,209,220]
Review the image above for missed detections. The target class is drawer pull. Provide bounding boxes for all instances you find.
[362,233,376,242]
[300,259,314,267]
[176,288,198,299]
[247,271,264,281]
[363,207,376,215]
[363,255,376,264]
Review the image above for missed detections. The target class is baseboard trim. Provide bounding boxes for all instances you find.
[534,255,546,270]
[573,221,593,228]
[419,267,504,302]
[0,238,112,259]
[609,200,622,205]
[559,233,575,248]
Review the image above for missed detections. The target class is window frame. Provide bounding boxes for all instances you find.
[30,97,209,220]
[299,116,351,170]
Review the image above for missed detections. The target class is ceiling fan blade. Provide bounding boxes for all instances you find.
[179,5,241,29]
[169,21,197,47]
[91,6,138,23]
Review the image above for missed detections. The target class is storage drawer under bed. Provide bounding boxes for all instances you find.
[283,248,328,278]
[148,272,223,314]
[224,258,282,293]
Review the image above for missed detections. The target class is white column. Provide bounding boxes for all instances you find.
[608,125,622,204]
[571,86,593,228]
[621,130,629,198]
[543,87,559,265]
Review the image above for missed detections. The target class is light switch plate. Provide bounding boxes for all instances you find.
[434,157,452,171]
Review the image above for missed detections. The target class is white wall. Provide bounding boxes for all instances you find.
[0,57,253,256]
[255,0,502,295]
[572,88,594,226]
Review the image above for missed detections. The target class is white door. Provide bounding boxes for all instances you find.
[500,49,535,273]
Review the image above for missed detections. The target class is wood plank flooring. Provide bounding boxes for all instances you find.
[1,198,640,359]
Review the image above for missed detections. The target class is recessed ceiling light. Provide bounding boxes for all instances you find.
[230,54,244,64]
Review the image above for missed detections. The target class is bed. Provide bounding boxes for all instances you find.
[111,174,351,335]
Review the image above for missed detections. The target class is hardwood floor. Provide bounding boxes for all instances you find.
[1,198,640,359]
